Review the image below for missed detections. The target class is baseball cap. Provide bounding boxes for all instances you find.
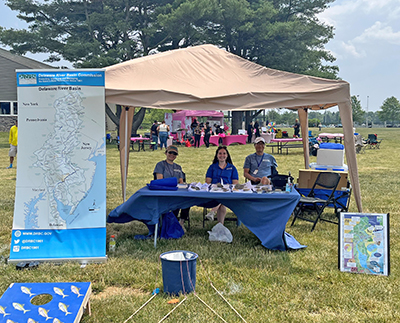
[254,137,265,144]
[166,145,179,154]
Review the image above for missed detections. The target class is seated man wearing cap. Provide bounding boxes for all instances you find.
[243,137,277,185]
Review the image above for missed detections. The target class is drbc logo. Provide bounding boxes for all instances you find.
[19,73,37,85]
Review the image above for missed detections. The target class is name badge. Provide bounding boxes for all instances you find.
[253,169,258,175]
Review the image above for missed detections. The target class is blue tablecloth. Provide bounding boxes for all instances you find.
[108,187,306,251]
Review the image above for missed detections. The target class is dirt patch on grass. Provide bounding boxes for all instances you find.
[92,286,148,300]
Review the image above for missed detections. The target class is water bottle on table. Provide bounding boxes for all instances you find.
[285,172,293,192]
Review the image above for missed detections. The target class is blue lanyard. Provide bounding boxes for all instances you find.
[255,154,264,168]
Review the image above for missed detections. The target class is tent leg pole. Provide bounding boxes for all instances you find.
[124,107,129,202]
[154,223,158,248]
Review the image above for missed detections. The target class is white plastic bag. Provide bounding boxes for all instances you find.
[208,223,233,243]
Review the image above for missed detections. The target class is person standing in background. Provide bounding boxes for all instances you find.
[190,118,198,135]
[204,121,212,148]
[214,124,224,145]
[193,124,201,148]
[254,120,260,138]
[151,120,158,150]
[247,121,253,143]
[8,119,18,169]
[157,120,170,150]
[294,119,300,138]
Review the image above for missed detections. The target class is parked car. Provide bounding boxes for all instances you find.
[335,124,342,128]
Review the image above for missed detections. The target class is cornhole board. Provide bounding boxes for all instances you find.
[0,282,91,323]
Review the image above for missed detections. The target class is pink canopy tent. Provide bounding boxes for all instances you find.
[105,44,362,212]
[167,109,224,133]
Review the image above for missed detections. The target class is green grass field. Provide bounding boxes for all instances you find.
[0,127,399,322]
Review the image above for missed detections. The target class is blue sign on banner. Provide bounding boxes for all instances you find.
[11,69,107,264]
[10,228,106,260]
[16,70,105,87]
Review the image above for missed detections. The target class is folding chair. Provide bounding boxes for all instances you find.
[354,134,366,153]
[332,185,352,215]
[291,172,341,231]
[367,134,382,149]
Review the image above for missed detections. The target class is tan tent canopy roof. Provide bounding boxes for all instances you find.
[105,44,350,111]
[105,44,361,212]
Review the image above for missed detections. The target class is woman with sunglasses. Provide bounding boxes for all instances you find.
[205,146,239,224]
[153,145,189,229]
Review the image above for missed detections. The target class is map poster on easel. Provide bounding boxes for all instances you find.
[339,213,390,276]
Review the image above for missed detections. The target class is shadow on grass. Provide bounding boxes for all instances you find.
[108,219,308,276]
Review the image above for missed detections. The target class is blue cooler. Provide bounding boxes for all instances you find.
[317,143,345,166]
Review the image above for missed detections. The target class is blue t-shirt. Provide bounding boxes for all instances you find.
[243,153,277,179]
[154,160,184,180]
[205,162,239,184]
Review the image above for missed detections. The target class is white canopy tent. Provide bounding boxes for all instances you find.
[105,44,362,212]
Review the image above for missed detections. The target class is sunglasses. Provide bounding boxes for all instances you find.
[168,151,178,156]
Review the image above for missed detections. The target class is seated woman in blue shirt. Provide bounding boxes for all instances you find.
[205,146,239,224]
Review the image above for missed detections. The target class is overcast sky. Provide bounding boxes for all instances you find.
[1,0,399,112]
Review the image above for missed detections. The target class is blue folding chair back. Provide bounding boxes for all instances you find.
[291,172,341,231]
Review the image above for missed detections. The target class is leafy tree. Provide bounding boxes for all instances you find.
[142,108,174,129]
[367,111,381,125]
[280,111,297,125]
[266,109,281,124]
[351,95,365,125]
[0,0,172,66]
[308,118,320,127]
[1,0,176,132]
[378,96,400,125]
[158,0,337,76]
[1,0,338,133]
[157,0,338,133]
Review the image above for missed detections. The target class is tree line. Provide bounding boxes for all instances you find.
[1,0,338,133]
[2,0,399,130]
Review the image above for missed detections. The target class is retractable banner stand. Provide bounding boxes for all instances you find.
[9,69,107,264]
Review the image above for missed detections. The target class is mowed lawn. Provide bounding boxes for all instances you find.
[0,127,399,323]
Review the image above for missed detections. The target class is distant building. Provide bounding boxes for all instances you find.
[0,48,54,131]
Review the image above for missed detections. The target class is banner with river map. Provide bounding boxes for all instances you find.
[339,212,390,276]
[9,69,106,264]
